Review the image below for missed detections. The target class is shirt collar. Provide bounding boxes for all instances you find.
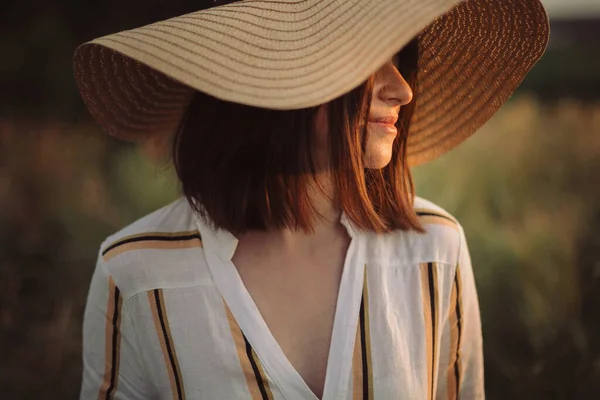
[195,210,359,263]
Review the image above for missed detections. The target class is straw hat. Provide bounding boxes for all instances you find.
[73,0,549,166]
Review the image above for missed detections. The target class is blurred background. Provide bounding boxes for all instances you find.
[1,0,599,398]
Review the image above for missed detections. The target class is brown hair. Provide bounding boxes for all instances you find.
[173,39,422,234]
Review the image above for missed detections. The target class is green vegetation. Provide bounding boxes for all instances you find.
[1,96,599,398]
[414,96,600,398]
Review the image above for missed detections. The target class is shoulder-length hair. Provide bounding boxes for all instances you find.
[173,39,422,234]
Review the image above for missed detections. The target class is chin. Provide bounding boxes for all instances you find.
[364,132,395,169]
[364,152,393,169]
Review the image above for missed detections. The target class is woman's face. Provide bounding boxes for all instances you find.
[365,55,413,168]
[314,55,413,170]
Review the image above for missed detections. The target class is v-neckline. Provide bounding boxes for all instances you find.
[196,214,367,400]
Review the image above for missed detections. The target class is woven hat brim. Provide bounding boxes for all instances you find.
[73,0,549,166]
[408,0,549,165]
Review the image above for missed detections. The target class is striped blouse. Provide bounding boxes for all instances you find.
[80,196,484,400]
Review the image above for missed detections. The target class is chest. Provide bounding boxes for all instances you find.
[133,258,458,400]
[232,247,347,399]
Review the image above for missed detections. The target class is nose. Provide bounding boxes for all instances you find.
[375,61,413,107]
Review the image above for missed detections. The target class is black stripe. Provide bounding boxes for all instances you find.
[242,333,270,400]
[102,233,201,256]
[427,262,436,400]
[416,211,456,225]
[105,286,121,399]
[154,290,184,400]
[359,294,369,400]
[454,268,463,394]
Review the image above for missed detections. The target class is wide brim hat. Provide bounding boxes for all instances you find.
[73,0,549,166]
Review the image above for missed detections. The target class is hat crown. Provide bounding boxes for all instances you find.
[73,0,549,165]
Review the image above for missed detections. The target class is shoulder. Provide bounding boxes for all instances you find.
[100,197,199,259]
[97,197,207,299]
[413,196,458,229]
[372,196,465,266]
[411,196,464,265]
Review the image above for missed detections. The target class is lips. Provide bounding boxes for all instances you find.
[368,115,398,135]
[369,116,398,125]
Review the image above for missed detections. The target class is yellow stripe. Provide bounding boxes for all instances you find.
[103,236,202,261]
[363,266,374,400]
[431,263,440,398]
[224,301,274,400]
[99,276,122,399]
[419,263,432,400]
[250,347,274,400]
[420,262,439,400]
[148,290,186,400]
[414,209,455,219]
[418,215,459,230]
[351,319,363,400]
[447,270,460,400]
[353,265,373,399]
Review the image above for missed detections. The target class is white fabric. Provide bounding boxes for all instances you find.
[80,197,484,399]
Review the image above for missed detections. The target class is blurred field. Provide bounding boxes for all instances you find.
[1,96,599,398]
[415,96,600,398]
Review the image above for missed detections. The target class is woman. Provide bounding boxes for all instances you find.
[75,0,549,399]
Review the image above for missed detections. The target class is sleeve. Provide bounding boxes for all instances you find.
[437,225,485,400]
[80,258,154,400]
